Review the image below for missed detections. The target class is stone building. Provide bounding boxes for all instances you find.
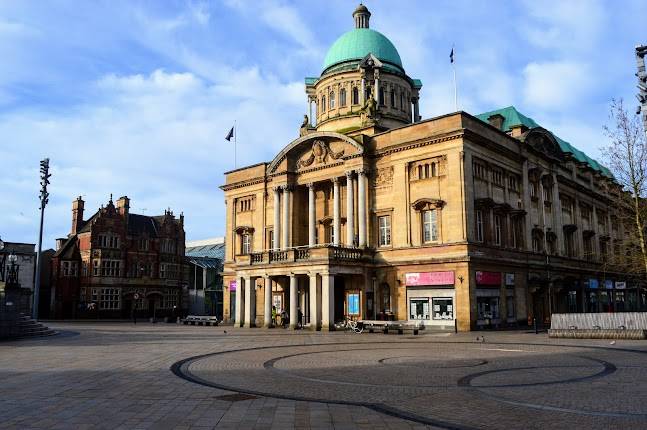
[220,5,644,331]
[50,195,186,319]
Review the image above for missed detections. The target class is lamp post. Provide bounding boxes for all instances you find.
[33,158,51,320]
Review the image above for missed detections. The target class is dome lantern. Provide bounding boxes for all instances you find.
[353,4,371,29]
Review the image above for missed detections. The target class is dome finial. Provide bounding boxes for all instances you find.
[353,3,371,29]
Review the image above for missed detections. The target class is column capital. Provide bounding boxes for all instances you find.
[273,185,282,192]
[306,182,315,189]
[345,170,355,179]
[331,177,340,184]
[357,168,368,176]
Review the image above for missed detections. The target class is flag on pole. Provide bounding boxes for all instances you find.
[450,47,454,64]
[225,126,235,141]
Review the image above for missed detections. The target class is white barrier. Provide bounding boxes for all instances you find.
[551,312,647,330]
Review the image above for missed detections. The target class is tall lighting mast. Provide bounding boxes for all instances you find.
[637,45,647,134]
[33,158,51,320]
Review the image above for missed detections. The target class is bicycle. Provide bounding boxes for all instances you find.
[335,317,364,334]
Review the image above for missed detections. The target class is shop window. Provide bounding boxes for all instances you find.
[339,88,346,107]
[422,209,438,243]
[378,215,391,246]
[506,296,515,319]
[380,283,391,312]
[352,87,359,105]
[477,297,499,319]
[409,298,430,320]
[432,298,453,320]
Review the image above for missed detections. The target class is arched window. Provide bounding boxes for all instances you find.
[390,90,395,107]
[321,95,326,112]
[417,165,423,179]
[329,91,335,109]
[339,88,346,107]
[400,93,405,110]
[379,88,385,106]
[431,163,437,177]
[352,87,359,104]
[424,164,430,178]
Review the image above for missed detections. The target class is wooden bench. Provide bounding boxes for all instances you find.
[181,316,220,326]
[358,320,424,335]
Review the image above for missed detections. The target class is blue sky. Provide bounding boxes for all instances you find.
[1,0,645,248]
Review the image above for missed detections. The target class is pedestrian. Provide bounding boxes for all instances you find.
[297,308,303,329]
[281,310,288,328]
[271,306,277,327]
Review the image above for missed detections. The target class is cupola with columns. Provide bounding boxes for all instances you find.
[304,4,422,133]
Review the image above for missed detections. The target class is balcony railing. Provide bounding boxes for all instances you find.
[239,244,369,266]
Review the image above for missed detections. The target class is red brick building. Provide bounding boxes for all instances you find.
[51,195,186,319]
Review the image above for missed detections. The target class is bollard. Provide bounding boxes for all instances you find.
[454,319,458,334]
[534,317,538,334]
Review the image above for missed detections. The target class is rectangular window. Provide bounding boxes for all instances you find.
[422,210,438,243]
[409,298,430,320]
[477,297,500,319]
[62,261,70,277]
[378,215,391,246]
[494,215,502,245]
[101,260,121,277]
[492,170,504,186]
[93,260,99,276]
[163,291,178,309]
[476,210,484,242]
[100,288,121,310]
[82,261,88,276]
[506,296,515,319]
[339,89,346,107]
[432,297,453,320]
[91,288,98,303]
[160,263,166,279]
[473,162,486,179]
[241,234,251,254]
[139,238,149,251]
[508,175,518,191]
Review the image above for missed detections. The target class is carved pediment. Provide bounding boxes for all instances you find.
[296,140,345,170]
[267,131,364,174]
[521,128,563,160]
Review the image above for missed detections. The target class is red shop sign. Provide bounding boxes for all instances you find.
[476,271,501,286]
[405,271,455,286]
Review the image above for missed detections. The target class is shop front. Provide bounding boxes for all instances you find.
[476,271,502,328]
[405,271,455,329]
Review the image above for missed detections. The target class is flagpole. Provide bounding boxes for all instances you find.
[451,45,458,111]
[234,120,237,169]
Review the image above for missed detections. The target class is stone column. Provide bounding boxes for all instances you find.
[551,173,564,255]
[289,274,298,330]
[346,171,355,246]
[309,273,319,330]
[321,273,335,331]
[273,187,281,250]
[413,97,420,122]
[358,169,367,247]
[264,275,272,328]
[308,183,316,247]
[522,161,532,250]
[235,275,243,327]
[333,178,341,245]
[282,185,290,249]
[244,276,255,328]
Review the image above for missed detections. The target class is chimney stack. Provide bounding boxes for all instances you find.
[487,114,504,130]
[55,238,66,251]
[71,196,84,235]
[116,196,130,217]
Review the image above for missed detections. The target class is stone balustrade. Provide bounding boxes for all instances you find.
[244,245,369,266]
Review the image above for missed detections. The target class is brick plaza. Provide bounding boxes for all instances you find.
[1,324,646,429]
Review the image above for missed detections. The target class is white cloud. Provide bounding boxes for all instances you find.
[0,68,304,246]
[522,61,592,110]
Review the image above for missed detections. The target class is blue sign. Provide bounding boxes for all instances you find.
[347,293,360,315]
[589,279,599,289]
[605,280,613,290]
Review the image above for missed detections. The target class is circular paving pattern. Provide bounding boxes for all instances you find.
[173,340,647,429]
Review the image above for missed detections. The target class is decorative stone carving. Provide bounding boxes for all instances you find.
[372,167,393,187]
[297,140,345,169]
[360,96,378,126]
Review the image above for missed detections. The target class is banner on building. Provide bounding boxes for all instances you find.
[476,271,501,286]
[405,271,455,286]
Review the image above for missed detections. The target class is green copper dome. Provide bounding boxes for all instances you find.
[322,28,403,74]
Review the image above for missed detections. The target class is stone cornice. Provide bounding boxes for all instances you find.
[373,130,464,158]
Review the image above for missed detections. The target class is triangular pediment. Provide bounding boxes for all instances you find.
[359,53,383,69]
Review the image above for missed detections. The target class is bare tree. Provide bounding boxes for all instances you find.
[602,99,647,278]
